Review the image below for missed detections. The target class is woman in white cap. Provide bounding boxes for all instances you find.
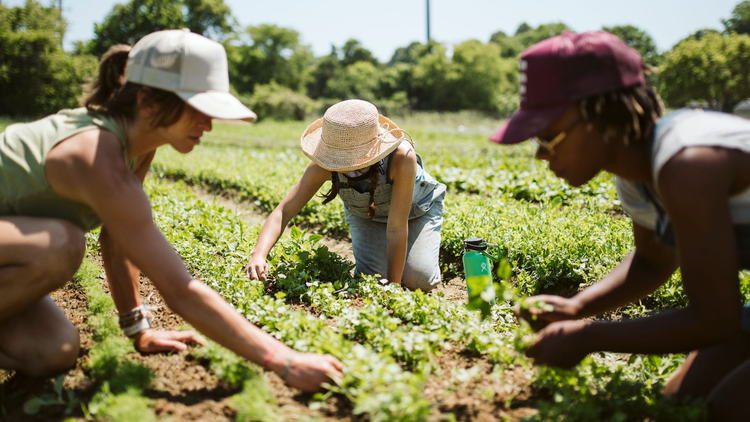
[0,29,342,392]
[246,99,446,292]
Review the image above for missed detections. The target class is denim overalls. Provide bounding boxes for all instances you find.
[334,142,446,291]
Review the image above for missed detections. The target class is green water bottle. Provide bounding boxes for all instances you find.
[462,237,498,306]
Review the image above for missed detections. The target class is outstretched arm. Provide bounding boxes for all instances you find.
[521,221,677,328]
[246,162,330,280]
[46,132,343,391]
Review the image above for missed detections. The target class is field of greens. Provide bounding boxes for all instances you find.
[1,115,729,420]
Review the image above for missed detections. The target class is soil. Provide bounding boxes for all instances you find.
[0,182,538,421]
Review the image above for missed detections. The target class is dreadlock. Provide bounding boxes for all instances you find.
[578,84,664,146]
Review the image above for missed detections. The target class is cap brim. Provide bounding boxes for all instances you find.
[177,91,257,122]
[489,103,570,144]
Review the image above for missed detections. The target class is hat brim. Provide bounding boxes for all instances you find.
[489,103,570,145]
[300,115,405,172]
[177,91,257,122]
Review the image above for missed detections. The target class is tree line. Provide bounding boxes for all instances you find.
[2,0,750,118]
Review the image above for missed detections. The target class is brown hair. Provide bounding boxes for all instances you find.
[82,44,185,128]
[578,83,664,146]
[320,164,381,219]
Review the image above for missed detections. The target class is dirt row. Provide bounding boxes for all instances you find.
[0,184,537,421]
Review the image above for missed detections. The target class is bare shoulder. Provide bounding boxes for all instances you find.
[390,142,417,180]
[302,161,333,185]
[48,129,126,172]
[391,142,418,167]
[658,146,732,196]
[46,129,133,203]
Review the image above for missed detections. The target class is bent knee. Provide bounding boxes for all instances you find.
[402,272,440,293]
[35,220,85,289]
[21,325,80,377]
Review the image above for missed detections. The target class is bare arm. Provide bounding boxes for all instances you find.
[583,147,742,352]
[46,132,342,390]
[527,147,743,367]
[246,162,330,280]
[99,150,154,313]
[572,222,678,317]
[98,150,202,351]
[522,222,678,327]
[385,144,417,285]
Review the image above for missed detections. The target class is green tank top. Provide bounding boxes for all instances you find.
[0,108,137,231]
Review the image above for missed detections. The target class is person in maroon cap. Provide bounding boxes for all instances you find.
[493,31,750,419]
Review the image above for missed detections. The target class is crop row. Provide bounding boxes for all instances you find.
[143,178,704,420]
[152,142,688,312]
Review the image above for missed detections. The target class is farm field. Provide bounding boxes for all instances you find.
[0,115,726,421]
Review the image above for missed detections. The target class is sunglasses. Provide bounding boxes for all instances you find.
[533,118,582,156]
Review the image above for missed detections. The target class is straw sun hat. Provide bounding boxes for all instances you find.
[301,99,409,172]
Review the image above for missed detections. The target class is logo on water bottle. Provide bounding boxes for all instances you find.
[481,263,488,272]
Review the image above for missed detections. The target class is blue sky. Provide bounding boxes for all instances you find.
[6,0,742,61]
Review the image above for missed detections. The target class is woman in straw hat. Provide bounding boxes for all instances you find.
[494,31,750,418]
[246,99,446,292]
[0,29,342,392]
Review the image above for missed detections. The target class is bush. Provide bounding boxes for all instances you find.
[0,1,97,117]
[246,82,315,121]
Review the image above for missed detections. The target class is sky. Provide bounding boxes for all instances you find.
[5,0,743,61]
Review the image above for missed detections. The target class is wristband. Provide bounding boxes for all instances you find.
[263,341,282,371]
[281,351,296,381]
[122,317,152,337]
[119,305,154,337]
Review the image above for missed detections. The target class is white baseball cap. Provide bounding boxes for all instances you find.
[126,29,256,122]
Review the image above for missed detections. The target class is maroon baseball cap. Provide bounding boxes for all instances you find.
[490,31,646,145]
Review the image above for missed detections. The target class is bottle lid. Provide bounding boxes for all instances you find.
[464,237,487,251]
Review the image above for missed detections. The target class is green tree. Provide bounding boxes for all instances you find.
[306,48,340,99]
[389,41,425,66]
[340,39,378,67]
[659,32,750,112]
[411,43,452,109]
[0,0,97,116]
[490,22,571,58]
[87,0,233,56]
[227,24,312,95]
[603,25,662,66]
[449,40,517,111]
[183,0,234,38]
[516,22,570,48]
[489,30,524,58]
[724,0,750,35]
[324,61,380,101]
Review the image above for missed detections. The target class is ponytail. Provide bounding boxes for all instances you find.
[82,45,131,111]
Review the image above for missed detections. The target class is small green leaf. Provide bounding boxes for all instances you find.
[23,397,45,415]
[495,258,512,281]
[54,375,65,396]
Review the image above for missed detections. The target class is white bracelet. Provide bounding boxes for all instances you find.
[122,317,152,337]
